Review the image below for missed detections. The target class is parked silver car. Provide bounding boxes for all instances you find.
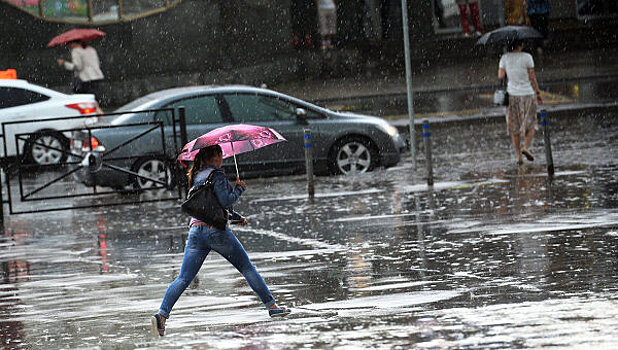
[71,85,405,190]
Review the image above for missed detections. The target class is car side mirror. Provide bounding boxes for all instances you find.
[296,108,308,124]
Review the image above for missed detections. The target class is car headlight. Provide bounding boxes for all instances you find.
[384,124,399,137]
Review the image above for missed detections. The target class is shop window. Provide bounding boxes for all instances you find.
[3,0,181,24]
[576,0,618,20]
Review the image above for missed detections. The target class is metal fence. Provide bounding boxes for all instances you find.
[0,107,188,221]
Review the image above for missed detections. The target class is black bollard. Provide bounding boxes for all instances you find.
[540,109,554,177]
[423,120,434,186]
[303,129,315,199]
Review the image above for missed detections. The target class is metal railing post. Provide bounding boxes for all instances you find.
[178,107,188,148]
[540,109,554,177]
[423,120,434,187]
[0,158,4,230]
[303,129,315,199]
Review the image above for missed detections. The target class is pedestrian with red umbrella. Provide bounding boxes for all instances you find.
[151,125,290,337]
[51,29,105,100]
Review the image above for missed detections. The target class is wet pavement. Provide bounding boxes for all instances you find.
[0,111,617,348]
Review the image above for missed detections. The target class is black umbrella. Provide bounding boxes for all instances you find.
[476,26,543,46]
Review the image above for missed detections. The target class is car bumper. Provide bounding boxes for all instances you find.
[70,155,133,189]
[381,134,406,167]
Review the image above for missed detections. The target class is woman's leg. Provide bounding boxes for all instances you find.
[507,96,523,163]
[458,4,470,34]
[158,229,210,319]
[469,1,482,33]
[511,133,523,163]
[210,228,276,307]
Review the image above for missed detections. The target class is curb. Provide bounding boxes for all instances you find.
[388,101,618,133]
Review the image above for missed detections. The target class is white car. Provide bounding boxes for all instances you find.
[0,78,100,165]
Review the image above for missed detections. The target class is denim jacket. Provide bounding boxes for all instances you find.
[192,165,245,221]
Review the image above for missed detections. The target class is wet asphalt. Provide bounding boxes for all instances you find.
[0,107,616,348]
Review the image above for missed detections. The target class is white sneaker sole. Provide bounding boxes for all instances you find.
[151,315,162,337]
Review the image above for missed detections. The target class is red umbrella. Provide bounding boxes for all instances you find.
[47,29,106,47]
[178,124,287,178]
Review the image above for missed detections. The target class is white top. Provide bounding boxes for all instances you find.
[317,0,336,9]
[63,46,104,82]
[498,52,535,96]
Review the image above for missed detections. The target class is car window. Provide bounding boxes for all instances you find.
[163,95,223,125]
[0,87,50,109]
[225,94,303,122]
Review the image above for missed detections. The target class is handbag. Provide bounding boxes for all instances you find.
[181,170,228,229]
[493,78,509,106]
[71,75,83,93]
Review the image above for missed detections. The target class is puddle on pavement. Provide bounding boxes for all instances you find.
[0,113,616,348]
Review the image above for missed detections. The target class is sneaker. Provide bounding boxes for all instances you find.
[269,306,292,318]
[151,313,165,337]
[463,32,471,38]
[521,149,535,162]
[475,31,482,37]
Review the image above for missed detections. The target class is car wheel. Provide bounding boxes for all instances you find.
[329,136,378,175]
[26,132,68,166]
[132,157,172,191]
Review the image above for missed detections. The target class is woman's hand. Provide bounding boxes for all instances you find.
[536,92,543,105]
[57,59,65,66]
[239,216,248,226]
[236,177,246,190]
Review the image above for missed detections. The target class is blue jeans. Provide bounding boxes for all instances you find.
[158,226,275,318]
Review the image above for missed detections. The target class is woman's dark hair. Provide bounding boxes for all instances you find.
[68,40,88,48]
[508,39,524,52]
[187,145,223,187]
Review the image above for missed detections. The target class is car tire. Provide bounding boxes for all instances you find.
[25,132,69,166]
[328,136,378,175]
[132,157,173,191]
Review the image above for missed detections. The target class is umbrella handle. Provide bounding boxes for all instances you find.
[231,142,240,180]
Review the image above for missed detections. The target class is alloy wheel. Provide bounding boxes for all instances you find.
[335,141,372,174]
[30,134,65,165]
[135,159,170,190]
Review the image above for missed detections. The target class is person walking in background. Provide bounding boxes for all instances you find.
[498,39,543,165]
[291,0,315,48]
[315,0,337,49]
[151,145,290,337]
[456,0,483,37]
[523,0,551,54]
[434,0,446,28]
[57,40,104,100]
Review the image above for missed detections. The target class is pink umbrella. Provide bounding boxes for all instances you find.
[178,124,286,178]
[47,29,106,47]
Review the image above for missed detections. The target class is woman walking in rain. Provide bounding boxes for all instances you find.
[151,145,290,337]
[498,39,543,165]
[57,40,104,100]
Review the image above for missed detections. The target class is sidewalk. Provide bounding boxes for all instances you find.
[273,46,618,126]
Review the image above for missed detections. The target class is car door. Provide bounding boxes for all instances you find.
[155,93,229,158]
[0,86,51,157]
[221,92,323,174]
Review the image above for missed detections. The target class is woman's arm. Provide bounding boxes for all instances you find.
[498,68,506,80]
[64,49,84,72]
[528,68,543,103]
[527,68,540,93]
[213,171,245,209]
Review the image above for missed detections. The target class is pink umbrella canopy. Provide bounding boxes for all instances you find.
[47,28,106,47]
[178,124,287,177]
